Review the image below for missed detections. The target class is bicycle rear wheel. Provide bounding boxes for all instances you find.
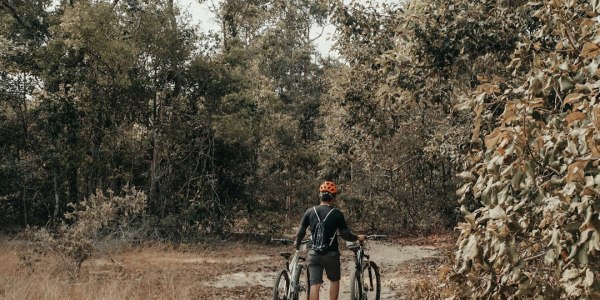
[363,261,381,300]
[292,264,310,300]
[273,269,290,300]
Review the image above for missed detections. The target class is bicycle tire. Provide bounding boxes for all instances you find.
[292,264,310,300]
[273,269,290,300]
[349,267,362,300]
[365,261,381,300]
[350,261,381,300]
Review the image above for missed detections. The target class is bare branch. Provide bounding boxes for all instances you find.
[309,26,325,44]
[524,252,546,262]
[1,0,30,29]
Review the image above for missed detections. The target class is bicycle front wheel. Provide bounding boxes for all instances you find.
[292,264,310,300]
[273,269,290,300]
[350,261,381,300]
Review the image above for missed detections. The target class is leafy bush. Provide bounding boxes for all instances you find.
[451,1,600,298]
[21,186,146,278]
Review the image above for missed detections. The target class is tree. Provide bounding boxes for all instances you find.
[452,0,600,297]
[320,0,468,232]
[1,0,52,225]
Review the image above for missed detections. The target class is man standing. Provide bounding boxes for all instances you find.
[295,180,365,300]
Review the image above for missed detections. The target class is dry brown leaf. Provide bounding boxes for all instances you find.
[566,160,589,183]
[580,18,596,27]
[476,83,500,94]
[477,74,489,83]
[438,265,452,281]
[471,103,484,143]
[531,136,545,153]
[582,186,598,196]
[566,111,587,125]
[593,105,600,131]
[501,102,518,124]
[491,76,504,85]
[564,93,584,105]
[498,147,506,156]
[581,42,600,59]
[586,131,600,157]
[485,128,509,150]
[529,98,545,109]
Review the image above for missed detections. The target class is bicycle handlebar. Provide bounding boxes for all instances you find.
[272,235,384,246]
[366,234,387,240]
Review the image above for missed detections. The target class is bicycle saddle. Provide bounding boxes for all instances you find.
[347,244,360,251]
[346,241,360,251]
[279,252,292,259]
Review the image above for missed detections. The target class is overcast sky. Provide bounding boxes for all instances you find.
[176,0,347,57]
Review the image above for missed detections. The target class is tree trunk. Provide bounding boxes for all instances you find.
[349,161,353,193]
[53,169,60,223]
[22,186,28,226]
[149,129,160,215]
[68,167,78,203]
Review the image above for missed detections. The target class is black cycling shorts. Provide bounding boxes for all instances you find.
[307,251,341,285]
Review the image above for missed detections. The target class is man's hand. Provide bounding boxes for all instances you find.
[357,235,366,242]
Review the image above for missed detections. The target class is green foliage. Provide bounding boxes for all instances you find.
[321,0,461,233]
[1,0,461,247]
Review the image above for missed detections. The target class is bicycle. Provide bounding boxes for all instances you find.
[271,238,311,300]
[347,234,387,300]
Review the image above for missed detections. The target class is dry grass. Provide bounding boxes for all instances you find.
[0,237,277,300]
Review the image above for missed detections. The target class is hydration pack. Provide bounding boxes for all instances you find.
[312,206,336,253]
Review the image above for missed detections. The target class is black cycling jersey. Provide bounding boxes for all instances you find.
[294,204,358,252]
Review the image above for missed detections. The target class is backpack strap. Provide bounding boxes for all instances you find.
[324,208,337,246]
[322,208,336,222]
[315,207,337,246]
[313,206,320,222]
[313,206,336,223]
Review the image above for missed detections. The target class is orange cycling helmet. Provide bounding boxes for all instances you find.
[319,181,337,195]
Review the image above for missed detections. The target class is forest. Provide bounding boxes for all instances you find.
[1,0,599,298]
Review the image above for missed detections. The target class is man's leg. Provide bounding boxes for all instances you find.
[323,252,341,300]
[310,284,321,300]
[329,280,340,300]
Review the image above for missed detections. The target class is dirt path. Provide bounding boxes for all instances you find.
[311,242,440,299]
[198,240,444,299]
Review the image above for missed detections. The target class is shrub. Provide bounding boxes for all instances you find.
[21,185,146,278]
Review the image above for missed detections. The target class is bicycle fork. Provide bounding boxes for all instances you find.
[365,254,374,292]
[288,254,306,299]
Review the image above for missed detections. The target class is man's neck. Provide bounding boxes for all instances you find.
[320,201,333,207]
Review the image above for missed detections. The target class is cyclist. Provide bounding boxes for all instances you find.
[294,180,365,300]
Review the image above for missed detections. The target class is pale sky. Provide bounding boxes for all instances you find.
[175,0,396,57]
[177,0,221,32]
[176,0,337,56]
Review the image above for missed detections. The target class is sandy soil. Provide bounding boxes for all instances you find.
[198,241,440,298]
[0,234,454,299]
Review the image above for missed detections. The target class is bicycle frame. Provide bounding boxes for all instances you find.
[272,238,310,300]
[286,249,306,299]
[352,245,370,297]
